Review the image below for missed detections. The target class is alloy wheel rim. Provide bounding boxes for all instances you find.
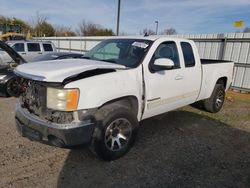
[215,90,224,108]
[105,118,132,151]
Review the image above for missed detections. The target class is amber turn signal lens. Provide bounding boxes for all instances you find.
[66,89,79,111]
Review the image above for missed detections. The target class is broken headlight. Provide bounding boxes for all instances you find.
[47,87,79,111]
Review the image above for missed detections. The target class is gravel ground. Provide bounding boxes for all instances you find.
[0,92,249,188]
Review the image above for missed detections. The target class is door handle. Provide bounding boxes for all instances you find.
[38,52,42,54]
[21,52,26,55]
[175,75,183,80]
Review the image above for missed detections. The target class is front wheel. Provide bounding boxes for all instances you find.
[92,105,138,161]
[203,84,225,113]
[6,77,21,97]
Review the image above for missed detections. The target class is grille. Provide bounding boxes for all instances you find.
[20,80,47,117]
[20,80,74,124]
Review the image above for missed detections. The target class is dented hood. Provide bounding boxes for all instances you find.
[14,59,126,82]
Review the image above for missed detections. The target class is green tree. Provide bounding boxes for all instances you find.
[12,17,31,34]
[34,21,55,37]
[0,15,30,34]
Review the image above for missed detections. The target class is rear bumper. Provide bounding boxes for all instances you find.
[15,102,95,147]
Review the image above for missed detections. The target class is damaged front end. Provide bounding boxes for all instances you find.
[16,67,116,123]
[18,79,97,124]
[13,61,121,147]
[15,79,97,147]
[20,80,74,124]
[15,67,117,123]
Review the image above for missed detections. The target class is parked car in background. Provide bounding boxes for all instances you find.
[0,43,83,97]
[0,40,27,97]
[32,52,84,62]
[0,40,56,65]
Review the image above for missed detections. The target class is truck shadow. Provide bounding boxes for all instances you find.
[57,110,250,188]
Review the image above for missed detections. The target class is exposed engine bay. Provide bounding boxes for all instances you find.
[19,79,74,124]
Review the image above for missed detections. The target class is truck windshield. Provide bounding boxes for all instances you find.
[84,39,152,68]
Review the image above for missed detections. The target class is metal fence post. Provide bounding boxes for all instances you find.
[80,37,82,53]
[84,39,87,53]
[57,38,60,52]
[69,39,71,52]
[220,37,227,60]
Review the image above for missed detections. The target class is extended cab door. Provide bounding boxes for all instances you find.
[142,39,201,119]
[26,42,43,61]
[179,41,202,105]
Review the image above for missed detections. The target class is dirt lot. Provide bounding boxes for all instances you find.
[0,91,249,188]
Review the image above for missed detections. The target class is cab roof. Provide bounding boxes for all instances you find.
[6,40,53,44]
[101,35,192,42]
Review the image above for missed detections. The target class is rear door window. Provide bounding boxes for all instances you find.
[12,43,25,52]
[181,42,195,67]
[43,43,53,52]
[27,43,41,52]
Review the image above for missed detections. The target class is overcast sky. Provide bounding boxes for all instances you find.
[1,0,250,34]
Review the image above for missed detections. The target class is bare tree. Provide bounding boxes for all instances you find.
[244,27,250,33]
[76,20,114,36]
[140,28,155,36]
[160,28,177,35]
[29,11,49,37]
[54,25,76,36]
[35,21,55,37]
[29,11,48,27]
[118,31,129,36]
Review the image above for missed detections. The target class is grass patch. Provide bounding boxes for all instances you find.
[181,91,250,128]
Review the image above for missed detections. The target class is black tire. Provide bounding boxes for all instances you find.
[92,104,138,161]
[6,77,20,97]
[204,84,225,113]
[190,100,204,110]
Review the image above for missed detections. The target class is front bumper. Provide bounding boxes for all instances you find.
[15,102,95,147]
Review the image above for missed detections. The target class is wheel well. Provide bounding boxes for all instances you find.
[99,96,139,117]
[216,77,227,88]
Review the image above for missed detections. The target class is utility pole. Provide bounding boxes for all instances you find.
[116,0,121,36]
[155,21,159,35]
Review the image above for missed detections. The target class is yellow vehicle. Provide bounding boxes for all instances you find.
[0,32,26,41]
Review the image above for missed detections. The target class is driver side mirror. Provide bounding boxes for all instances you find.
[151,58,175,72]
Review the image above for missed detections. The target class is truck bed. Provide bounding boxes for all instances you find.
[197,59,234,102]
[201,59,232,64]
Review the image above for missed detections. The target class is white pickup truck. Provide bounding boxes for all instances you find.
[14,36,234,160]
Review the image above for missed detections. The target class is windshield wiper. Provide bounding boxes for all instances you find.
[81,56,90,59]
[100,59,117,64]
[81,56,118,65]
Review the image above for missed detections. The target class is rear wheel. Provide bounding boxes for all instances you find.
[203,84,225,113]
[92,105,138,161]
